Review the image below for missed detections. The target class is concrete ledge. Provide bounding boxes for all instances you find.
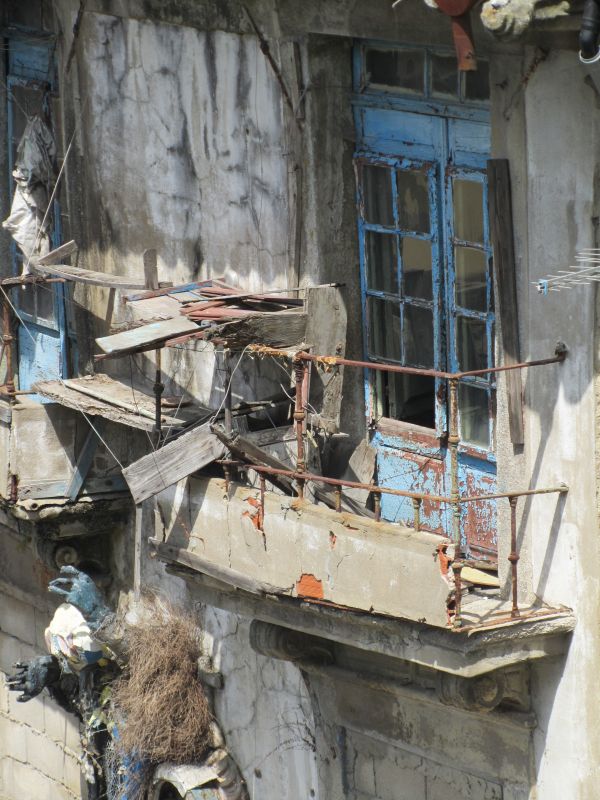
[157,476,454,627]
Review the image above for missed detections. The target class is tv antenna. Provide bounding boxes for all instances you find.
[535,249,600,294]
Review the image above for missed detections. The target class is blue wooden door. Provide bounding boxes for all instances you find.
[6,35,68,393]
[354,44,496,559]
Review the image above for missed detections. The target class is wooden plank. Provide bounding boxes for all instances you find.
[17,475,127,500]
[487,159,524,445]
[34,239,77,266]
[96,316,199,354]
[65,418,102,501]
[33,381,167,432]
[62,378,185,426]
[205,310,307,350]
[150,538,283,596]
[122,422,226,504]
[304,286,347,432]
[30,262,173,290]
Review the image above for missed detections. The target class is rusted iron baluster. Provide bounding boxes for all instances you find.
[154,348,163,439]
[3,294,15,401]
[223,350,233,436]
[448,378,461,552]
[374,492,381,522]
[452,559,463,629]
[293,355,306,500]
[509,496,520,618]
[335,485,342,513]
[449,378,464,629]
[412,497,422,532]
[259,475,266,531]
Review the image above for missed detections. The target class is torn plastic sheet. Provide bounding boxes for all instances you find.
[2,115,56,271]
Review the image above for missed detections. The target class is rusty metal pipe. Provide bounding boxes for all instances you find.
[412,497,422,532]
[509,496,520,618]
[459,486,568,503]
[2,295,15,401]
[448,378,461,551]
[250,346,566,382]
[293,355,307,500]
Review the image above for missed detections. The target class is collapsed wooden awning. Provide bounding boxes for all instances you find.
[95,279,308,359]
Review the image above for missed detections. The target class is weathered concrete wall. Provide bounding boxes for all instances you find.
[0,529,81,800]
[492,48,600,799]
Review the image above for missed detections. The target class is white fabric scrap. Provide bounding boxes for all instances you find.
[2,115,56,271]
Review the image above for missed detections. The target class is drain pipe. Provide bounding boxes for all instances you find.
[580,0,600,63]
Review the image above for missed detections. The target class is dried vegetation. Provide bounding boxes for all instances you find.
[112,599,212,765]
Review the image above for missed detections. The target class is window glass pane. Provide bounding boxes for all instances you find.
[397,169,429,233]
[457,316,487,372]
[373,371,435,428]
[402,238,432,300]
[431,53,458,98]
[10,85,45,148]
[362,165,393,226]
[404,304,434,368]
[36,283,55,321]
[464,61,490,102]
[453,179,484,243]
[365,48,424,93]
[367,297,401,361]
[366,232,398,294]
[459,383,490,448]
[455,246,487,311]
[17,285,36,318]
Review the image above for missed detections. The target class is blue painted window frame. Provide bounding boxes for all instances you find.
[353,42,496,458]
[5,31,69,385]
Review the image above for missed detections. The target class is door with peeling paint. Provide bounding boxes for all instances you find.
[5,31,68,395]
[353,43,497,560]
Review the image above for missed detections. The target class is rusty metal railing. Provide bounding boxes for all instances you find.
[226,343,569,627]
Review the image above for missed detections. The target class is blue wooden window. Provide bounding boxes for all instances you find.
[5,31,68,391]
[354,42,498,556]
[354,42,495,453]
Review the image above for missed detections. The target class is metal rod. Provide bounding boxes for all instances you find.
[374,493,381,522]
[259,475,266,532]
[223,351,233,437]
[243,463,452,504]
[459,486,568,503]
[335,486,343,513]
[2,294,15,401]
[154,349,163,438]
[448,378,461,552]
[250,346,566,382]
[452,560,463,629]
[412,497,422,532]
[293,355,307,500]
[509,496,520,618]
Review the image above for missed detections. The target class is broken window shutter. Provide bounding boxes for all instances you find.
[486,158,524,445]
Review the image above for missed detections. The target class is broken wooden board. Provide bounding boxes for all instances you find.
[304,286,347,432]
[204,310,307,350]
[122,422,226,504]
[34,239,78,266]
[96,316,199,355]
[31,262,173,291]
[150,538,282,596]
[33,375,192,432]
[339,439,377,506]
